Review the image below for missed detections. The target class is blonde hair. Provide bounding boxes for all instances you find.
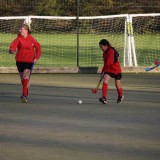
[20,24,31,34]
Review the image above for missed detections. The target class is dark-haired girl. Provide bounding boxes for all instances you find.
[99,39,124,104]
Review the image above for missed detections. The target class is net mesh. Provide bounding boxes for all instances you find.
[0,14,160,69]
[30,16,126,67]
[0,18,25,67]
[78,17,125,67]
[132,15,160,66]
[30,18,77,67]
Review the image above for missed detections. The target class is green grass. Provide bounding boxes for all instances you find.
[0,33,160,67]
[134,34,160,65]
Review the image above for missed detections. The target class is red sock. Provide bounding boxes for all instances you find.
[117,88,123,97]
[102,83,108,98]
[22,79,29,97]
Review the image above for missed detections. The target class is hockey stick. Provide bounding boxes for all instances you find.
[145,64,160,72]
[91,74,104,94]
[145,60,160,72]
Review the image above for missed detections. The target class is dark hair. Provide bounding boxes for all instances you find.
[99,39,110,46]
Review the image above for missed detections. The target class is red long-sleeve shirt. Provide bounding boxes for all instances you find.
[101,46,121,74]
[9,34,41,63]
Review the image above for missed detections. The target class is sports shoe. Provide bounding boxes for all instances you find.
[99,97,107,104]
[20,96,28,103]
[117,95,124,103]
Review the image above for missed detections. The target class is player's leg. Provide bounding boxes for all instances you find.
[99,73,111,104]
[17,62,33,103]
[115,73,124,103]
[19,72,23,84]
[22,68,31,95]
[19,69,30,103]
[23,62,34,99]
[16,62,27,103]
[18,71,28,103]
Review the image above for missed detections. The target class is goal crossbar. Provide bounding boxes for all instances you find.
[0,13,160,72]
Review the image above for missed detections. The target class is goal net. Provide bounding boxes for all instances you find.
[0,17,26,67]
[78,15,127,67]
[130,14,160,67]
[29,16,77,67]
[0,15,128,68]
[0,14,160,71]
[29,15,128,68]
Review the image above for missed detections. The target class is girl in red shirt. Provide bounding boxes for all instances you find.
[9,24,42,103]
[99,39,124,104]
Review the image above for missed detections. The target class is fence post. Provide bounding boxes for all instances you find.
[76,0,80,67]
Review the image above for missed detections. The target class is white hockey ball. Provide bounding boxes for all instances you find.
[78,100,82,104]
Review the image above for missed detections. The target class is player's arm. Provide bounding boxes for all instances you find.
[101,55,106,77]
[104,49,114,70]
[101,49,114,75]
[33,38,42,64]
[9,38,19,54]
[106,49,114,69]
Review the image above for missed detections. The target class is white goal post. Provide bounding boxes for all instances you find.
[129,13,160,67]
[0,13,160,72]
[26,15,129,68]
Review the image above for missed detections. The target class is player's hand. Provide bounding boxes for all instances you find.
[101,72,105,78]
[33,59,38,64]
[154,59,160,65]
[9,50,16,54]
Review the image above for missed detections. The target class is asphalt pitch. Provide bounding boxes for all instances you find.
[0,73,160,160]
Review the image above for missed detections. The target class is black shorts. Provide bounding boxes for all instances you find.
[105,72,122,80]
[16,62,33,72]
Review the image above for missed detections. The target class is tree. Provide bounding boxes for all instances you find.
[35,0,60,16]
[0,0,160,16]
